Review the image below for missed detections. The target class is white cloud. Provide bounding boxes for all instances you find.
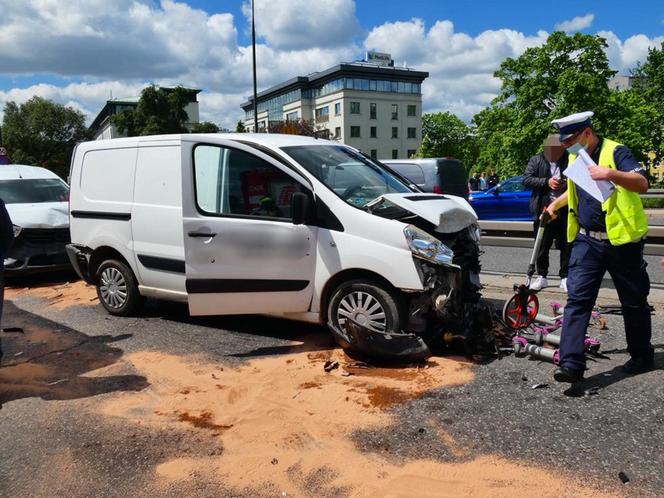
[599,30,664,72]
[555,13,595,33]
[240,0,361,50]
[0,2,662,128]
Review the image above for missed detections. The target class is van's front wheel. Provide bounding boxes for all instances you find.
[96,259,144,316]
[328,280,402,336]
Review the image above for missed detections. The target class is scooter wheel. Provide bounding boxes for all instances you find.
[502,292,539,330]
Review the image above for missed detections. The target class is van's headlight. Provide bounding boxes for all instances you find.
[404,225,454,266]
[13,225,22,238]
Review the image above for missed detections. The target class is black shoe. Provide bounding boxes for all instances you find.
[554,366,584,383]
[622,356,654,375]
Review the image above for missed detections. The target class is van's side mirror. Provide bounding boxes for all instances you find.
[291,192,311,225]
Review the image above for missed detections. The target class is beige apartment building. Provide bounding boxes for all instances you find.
[241,56,428,160]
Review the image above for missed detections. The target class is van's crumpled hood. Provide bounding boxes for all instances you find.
[6,202,69,229]
[373,193,478,233]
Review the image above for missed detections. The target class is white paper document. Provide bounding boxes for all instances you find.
[563,149,616,203]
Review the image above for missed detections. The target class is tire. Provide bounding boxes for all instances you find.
[327,279,403,337]
[95,259,144,316]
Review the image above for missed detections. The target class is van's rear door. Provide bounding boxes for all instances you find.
[181,138,317,316]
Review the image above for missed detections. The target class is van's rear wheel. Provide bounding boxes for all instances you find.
[96,259,144,316]
[328,280,402,336]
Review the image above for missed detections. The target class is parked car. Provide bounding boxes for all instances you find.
[468,175,531,220]
[0,165,71,273]
[67,134,493,359]
[382,158,469,199]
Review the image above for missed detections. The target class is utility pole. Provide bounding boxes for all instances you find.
[251,0,259,132]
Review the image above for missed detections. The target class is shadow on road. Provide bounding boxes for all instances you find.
[0,302,149,408]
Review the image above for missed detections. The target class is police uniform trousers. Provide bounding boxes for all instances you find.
[560,233,653,372]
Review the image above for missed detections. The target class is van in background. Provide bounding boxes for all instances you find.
[382,158,469,199]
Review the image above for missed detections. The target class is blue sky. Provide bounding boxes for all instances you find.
[0,0,662,128]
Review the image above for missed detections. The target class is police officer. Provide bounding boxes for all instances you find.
[545,111,653,383]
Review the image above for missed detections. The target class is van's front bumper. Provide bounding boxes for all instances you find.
[65,244,94,284]
[4,228,72,275]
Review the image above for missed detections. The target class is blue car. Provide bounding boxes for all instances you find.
[468,176,532,220]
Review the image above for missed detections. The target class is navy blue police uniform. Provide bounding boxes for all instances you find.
[560,140,654,372]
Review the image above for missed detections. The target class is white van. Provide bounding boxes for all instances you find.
[67,134,488,358]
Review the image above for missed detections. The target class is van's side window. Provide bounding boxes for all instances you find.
[194,145,303,220]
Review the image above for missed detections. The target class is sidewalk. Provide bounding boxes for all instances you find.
[480,272,664,306]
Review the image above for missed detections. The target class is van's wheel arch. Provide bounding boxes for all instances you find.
[327,279,404,337]
[95,259,144,316]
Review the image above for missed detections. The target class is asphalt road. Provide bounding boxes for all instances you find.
[1,279,663,497]
[480,244,664,286]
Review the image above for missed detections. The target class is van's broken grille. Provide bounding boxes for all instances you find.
[20,228,71,245]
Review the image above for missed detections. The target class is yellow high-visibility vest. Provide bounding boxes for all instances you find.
[567,138,648,245]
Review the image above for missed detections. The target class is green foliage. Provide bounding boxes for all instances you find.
[191,121,219,133]
[1,96,91,179]
[416,112,477,167]
[473,32,619,177]
[631,43,664,170]
[235,120,246,133]
[111,85,191,136]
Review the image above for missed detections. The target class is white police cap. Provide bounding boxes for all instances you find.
[551,111,594,140]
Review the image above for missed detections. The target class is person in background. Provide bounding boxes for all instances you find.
[0,197,15,371]
[488,169,500,189]
[523,134,570,291]
[545,111,652,383]
[479,172,488,191]
[469,172,480,192]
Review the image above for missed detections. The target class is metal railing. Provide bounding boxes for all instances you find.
[479,220,664,256]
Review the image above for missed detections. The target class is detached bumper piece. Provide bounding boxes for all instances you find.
[329,318,432,362]
[65,244,94,284]
[5,228,71,274]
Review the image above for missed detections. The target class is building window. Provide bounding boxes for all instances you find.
[407,127,417,139]
[391,104,399,120]
[392,149,399,159]
[370,103,377,119]
[334,102,341,115]
[370,126,377,138]
[350,102,361,114]
[315,106,329,122]
[407,105,417,117]
[391,127,398,139]
[286,111,298,122]
[407,149,417,158]
[335,126,341,138]
[350,126,361,138]
[370,149,377,159]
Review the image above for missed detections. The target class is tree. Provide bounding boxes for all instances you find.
[191,121,219,133]
[268,119,320,137]
[631,43,664,172]
[1,96,91,178]
[235,120,246,133]
[416,112,477,167]
[473,32,619,177]
[112,85,191,136]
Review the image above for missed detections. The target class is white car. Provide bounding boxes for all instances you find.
[0,165,71,274]
[67,134,491,359]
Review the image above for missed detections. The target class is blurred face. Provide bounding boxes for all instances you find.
[543,135,565,162]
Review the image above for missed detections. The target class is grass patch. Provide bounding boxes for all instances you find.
[641,197,664,209]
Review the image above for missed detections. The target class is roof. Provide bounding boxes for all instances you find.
[241,62,429,109]
[76,133,340,151]
[0,165,62,180]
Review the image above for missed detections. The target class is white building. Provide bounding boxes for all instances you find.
[241,56,428,160]
[89,88,201,140]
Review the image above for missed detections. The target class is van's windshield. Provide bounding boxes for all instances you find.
[281,145,412,208]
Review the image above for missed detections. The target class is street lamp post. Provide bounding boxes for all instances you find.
[251,0,259,132]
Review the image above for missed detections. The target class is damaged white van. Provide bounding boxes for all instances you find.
[67,134,492,359]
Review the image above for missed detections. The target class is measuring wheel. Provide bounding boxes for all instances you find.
[502,285,539,330]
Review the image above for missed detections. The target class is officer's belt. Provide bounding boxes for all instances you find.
[579,227,608,240]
